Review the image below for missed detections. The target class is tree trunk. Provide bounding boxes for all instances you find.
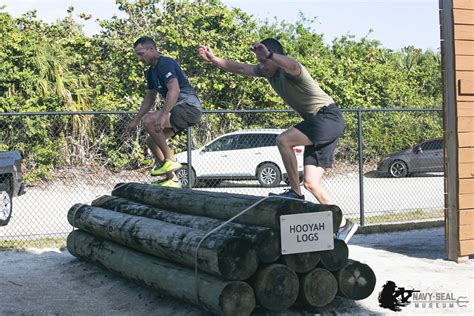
[92,195,280,263]
[297,268,338,308]
[335,260,376,300]
[67,203,258,281]
[318,239,349,271]
[67,230,256,316]
[250,264,299,312]
[280,252,321,273]
[111,183,342,231]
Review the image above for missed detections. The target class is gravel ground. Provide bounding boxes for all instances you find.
[0,227,472,315]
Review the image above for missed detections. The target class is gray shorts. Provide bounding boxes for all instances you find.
[170,103,202,135]
[294,104,345,168]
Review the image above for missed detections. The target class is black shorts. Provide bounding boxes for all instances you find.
[170,103,202,135]
[294,104,345,168]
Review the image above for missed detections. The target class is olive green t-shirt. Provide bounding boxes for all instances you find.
[254,63,334,119]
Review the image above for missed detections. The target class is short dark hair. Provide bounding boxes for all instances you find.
[134,36,157,48]
[261,38,284,55]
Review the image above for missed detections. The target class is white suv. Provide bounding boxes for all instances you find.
[175,129,304,187]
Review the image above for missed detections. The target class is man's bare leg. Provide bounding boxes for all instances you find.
[304,165,347,227]
[143,111,179,180]
[276,128,313,195]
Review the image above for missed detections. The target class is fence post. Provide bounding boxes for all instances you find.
[357,110,365,226]
[186,127,193,189]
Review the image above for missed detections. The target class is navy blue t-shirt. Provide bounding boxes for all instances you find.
[146,56,201,110]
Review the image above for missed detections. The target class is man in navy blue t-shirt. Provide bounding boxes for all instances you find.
[126,36,202,187]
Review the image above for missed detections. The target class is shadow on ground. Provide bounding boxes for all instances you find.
[351,227,448,260]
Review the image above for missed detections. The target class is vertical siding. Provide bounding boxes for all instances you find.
[453,0,474,256]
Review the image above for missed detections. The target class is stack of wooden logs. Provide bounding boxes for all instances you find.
[66,183,376,315]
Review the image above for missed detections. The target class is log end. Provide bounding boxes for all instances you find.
[252,264,299,312]
[336,260,376,300]
[219,281,256,316]
[319,239,349,271]
[218,239,259,281]
[281,252,321,274]
[67,204,89,227]
[299,268,338,308]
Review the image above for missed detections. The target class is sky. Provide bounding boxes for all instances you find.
[0,0,441,51]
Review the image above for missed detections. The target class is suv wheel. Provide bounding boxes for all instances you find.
[0,184,12,226]
[257,163,281,188]
[389,160,408,178]
[176,164,196,188]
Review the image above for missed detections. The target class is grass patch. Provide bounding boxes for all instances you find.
[349,209,444,225]
[0,237,67,251]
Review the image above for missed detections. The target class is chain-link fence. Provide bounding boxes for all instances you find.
[0,108,443,246]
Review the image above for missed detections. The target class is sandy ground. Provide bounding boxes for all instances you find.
[0,227,472,315]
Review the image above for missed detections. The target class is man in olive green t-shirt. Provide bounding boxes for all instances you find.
[199,38,358,243]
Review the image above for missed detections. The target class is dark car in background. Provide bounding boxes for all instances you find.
[0,151,26,226]
[377,138,444,178]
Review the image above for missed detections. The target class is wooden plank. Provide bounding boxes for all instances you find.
[459,239,474,255]
[458,117,474,132]
[459,194,474,209]
[453,9,474,25]
[454,0,474,10]
[458,133,474,147]
[458,95,474,102]
[456,56,474,71]
[455,40,474,56]
[459,79,474,94]
[457,73,474,101]
[454,24,474,40]
[457,71,474,82]
[459,163,474,178]
[459,178,474,194]
[457,102,474,116]
[459,225,474,240]
[459,148,474,163]
[460,209,474,225]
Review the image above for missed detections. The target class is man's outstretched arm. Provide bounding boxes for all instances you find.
[199,45,256,76]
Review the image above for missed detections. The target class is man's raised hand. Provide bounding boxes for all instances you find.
[251,42,270,60]
[199,45,215,63]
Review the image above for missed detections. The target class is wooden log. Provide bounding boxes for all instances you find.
[67,230,256,316]
[318,239,349,271]
[334,259,376,300]
[67,203,258,281]
[298,268,338,308]
[111,183,342,231]
[280,252,321,274]
[92,195,280,263]
[250,264,299,311]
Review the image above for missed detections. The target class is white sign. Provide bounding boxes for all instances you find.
[280,211,334,255]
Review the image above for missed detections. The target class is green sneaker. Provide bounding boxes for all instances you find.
[150,159,182,176]
[152,179,182,188]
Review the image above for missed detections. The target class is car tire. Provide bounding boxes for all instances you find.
[389,160,408,178]
[257,163,282,188]
[0,183,12,226]
[175,164,196,188]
